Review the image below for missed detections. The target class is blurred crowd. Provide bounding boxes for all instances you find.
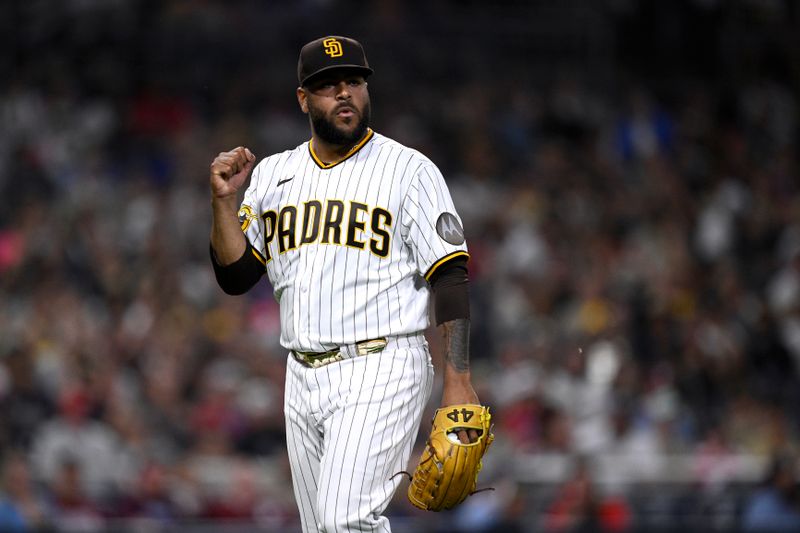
[2,0,800,531]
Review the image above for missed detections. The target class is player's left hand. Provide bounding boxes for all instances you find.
[441,378,480,444]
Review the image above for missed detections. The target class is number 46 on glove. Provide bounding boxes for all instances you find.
[405,404,494,511]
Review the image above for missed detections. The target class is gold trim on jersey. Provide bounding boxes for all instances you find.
[251,247,267,266]
[308,128,374,169]
[424,251,470,281]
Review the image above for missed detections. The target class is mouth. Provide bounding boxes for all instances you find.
[335,106,356,118]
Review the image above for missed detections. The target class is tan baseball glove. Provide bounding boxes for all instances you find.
[406,404,494,511]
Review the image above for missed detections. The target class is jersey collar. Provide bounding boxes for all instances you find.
[308,128,374,169]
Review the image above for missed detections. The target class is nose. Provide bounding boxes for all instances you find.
[335,81,351,100]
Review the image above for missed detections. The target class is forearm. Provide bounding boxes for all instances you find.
[430,259,473,387]
[440,318,471,377]
[210,196,246,266]
[439,317,479,411]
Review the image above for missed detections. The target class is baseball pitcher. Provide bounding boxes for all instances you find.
[209,36,492,532]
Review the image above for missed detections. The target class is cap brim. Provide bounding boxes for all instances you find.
[300,65,374,87]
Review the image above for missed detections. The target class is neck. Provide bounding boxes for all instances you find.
[311,128,371,165]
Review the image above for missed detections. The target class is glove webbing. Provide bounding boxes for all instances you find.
[390,440,495,500]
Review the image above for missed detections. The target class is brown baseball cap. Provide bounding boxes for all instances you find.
[297,36,374,86]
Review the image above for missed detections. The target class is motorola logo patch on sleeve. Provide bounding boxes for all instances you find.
[436,213,465,245]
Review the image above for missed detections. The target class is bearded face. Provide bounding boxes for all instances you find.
[301,72,371,147]
[308,97,371,146]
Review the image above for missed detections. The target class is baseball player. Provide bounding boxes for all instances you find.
[209,36,483,532]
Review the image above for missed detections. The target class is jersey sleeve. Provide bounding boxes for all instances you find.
[400,163,469,281]
[238,161,268,268]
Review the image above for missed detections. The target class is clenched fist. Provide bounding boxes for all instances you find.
[210,147,256,200]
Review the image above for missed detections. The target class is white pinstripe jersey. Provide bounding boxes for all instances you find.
[238,129,468,352]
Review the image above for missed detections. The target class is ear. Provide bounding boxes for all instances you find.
[296,87,309,114]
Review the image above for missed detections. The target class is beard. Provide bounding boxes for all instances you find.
[309,100,371,146]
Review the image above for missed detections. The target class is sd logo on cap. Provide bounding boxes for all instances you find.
[297,35,374,86]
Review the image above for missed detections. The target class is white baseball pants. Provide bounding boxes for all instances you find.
[284,333,434,533]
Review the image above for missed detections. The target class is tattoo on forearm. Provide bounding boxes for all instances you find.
[441,318,470,372]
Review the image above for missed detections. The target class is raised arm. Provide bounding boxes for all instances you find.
[209,146,255,265]
[209,147,265,295]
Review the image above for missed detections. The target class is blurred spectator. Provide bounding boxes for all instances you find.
[234,375,285,456]
[451,477,526,533]
[615,87,674,162]
[544,348,615,454]
[0,346,54,450]
[0,453,50,531]
[544,458,632,533]
[29,383,123,500]
[112,462,179,524]
[742,454,800,532]
[49,458,105,532]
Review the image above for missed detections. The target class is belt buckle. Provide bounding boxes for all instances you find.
[356,338,387,356]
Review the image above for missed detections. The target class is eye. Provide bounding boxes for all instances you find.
[311,83,336,95]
